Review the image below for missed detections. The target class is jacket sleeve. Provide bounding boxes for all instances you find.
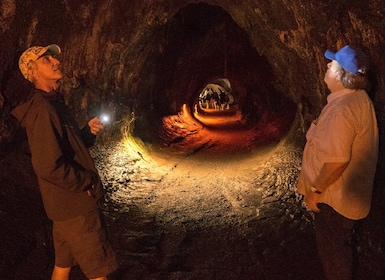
[28,102,98,192]
[81,124,96,148]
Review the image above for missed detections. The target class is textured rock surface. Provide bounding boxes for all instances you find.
[1,0,385,279]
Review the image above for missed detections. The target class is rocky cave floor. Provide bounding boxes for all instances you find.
[2,116,385,280]
[94,141,324,280]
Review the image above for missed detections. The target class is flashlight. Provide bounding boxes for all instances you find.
[100,114,110,124]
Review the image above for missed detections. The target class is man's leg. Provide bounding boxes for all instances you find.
[51,265,71,280]
[51,266,108,280]
[315,203,356,280]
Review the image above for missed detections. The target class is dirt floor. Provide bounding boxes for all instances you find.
[90,138,323,280]
[84,108,326,280]
[2,109,385,279]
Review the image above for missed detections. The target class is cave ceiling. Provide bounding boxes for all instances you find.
[1,0,385,148]
[3,2,385,279]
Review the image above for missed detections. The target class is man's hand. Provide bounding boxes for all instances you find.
[88,117,104,135]
[303,162,348,213]
[304,191,321,212]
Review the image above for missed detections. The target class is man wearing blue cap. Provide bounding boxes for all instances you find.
[297,45,378,280]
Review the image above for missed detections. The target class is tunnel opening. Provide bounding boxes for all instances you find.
[132,3,297,155]
[2,1,385,279]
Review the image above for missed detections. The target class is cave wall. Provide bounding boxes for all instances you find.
[2,1,385,135]
[0,1,384,166]
[1,0,385,180]
[1,0,385,277]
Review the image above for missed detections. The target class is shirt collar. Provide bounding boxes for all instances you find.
[327,88,356,104]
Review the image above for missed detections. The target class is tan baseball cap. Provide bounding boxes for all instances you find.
[19,44,61,81]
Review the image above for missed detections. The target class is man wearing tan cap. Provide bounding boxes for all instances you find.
[12,45,118,280]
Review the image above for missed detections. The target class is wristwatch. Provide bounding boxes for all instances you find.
[310,186,322,194]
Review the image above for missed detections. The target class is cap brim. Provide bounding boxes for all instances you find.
[324,49,336,60]
[44,44,61,55]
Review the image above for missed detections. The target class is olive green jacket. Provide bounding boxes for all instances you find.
[11,89,103,221]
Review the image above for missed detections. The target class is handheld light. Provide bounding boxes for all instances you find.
[100,114,110,124]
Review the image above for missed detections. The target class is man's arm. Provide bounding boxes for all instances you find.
[313,162,349,193]
[305,162,348,212]
[81,117,104,148]
[28,107,98,192]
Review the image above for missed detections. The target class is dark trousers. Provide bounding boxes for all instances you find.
[315,203,361,280]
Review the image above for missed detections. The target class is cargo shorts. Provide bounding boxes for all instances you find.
[52,209,118,278]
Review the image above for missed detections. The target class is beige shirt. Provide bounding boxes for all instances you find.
[298,89,378,220]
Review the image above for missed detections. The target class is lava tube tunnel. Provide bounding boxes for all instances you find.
[2,1,385,279]
[121,4,297,157]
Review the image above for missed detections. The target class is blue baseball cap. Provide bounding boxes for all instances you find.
[324,45,367,75]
